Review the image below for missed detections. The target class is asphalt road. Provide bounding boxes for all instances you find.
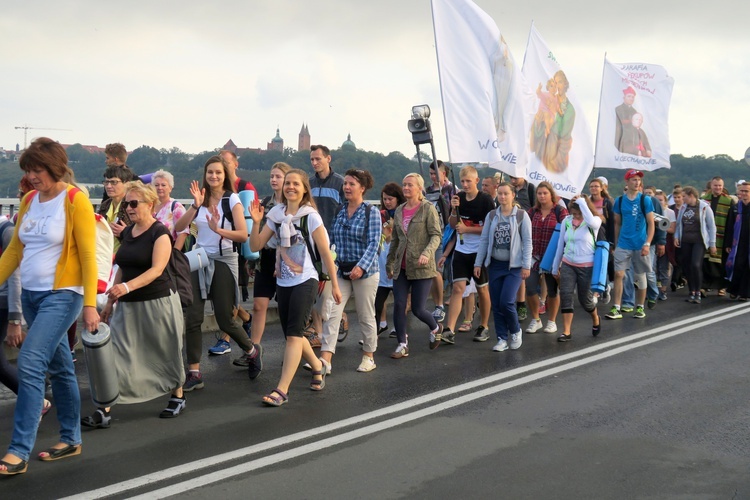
[1,292,749,499]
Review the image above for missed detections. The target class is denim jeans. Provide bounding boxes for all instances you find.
[488,259,522,341]
[622,245,657,307]
[9,289,83,461]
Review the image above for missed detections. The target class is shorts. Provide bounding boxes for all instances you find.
[614,246,652,274]
[526,270,558,298]
[252,248,277,299]
[452,251,488,287]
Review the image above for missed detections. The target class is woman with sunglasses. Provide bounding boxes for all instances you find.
[175,156,261,390]
[83,182,186,427]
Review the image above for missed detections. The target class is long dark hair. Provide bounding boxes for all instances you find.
[201,155,233,207]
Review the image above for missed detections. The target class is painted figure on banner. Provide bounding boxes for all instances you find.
[491,35,514,143]
[530,70,575,173]
[619,113,652,157]
[614,86,639,153]
[535,78,561,136]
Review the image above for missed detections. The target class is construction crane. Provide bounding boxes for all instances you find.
[14,125,72,149]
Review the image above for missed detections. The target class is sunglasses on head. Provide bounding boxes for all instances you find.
[124,200,146,209]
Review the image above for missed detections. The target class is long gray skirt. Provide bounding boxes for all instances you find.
[110,291,185,404]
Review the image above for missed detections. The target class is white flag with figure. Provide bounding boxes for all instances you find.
[594,59,674,171]
[521,24,594,197]
[431,0,529,177]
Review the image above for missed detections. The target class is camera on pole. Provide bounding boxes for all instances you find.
[407,104,438,180]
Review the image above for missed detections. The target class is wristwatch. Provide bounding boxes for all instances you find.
[8,320,21,325]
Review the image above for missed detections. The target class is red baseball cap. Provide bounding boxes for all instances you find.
[624,169,644,180]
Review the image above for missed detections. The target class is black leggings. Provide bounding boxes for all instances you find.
[185,261,254,365]
[374,286,392,326]
[681,241,705,292]
[392,274,437,345]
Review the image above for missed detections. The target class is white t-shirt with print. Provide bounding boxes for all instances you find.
[267,211,325,287]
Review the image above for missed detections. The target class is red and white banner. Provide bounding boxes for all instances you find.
[431,0,530,177]
[594,58,674,171]
[521,24,594,197]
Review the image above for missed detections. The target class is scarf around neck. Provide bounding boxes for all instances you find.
[265,203,317,248]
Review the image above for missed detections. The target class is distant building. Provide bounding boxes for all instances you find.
[267,127,284,152]
[222,139,262,157]
[341,133,356,151]
[298,123,311,151]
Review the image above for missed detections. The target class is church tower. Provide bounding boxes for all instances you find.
[298,123,311,151]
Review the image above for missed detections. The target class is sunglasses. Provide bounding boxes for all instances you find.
[124,200,146,209]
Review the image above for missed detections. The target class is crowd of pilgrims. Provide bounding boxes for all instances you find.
[0,138,748,475]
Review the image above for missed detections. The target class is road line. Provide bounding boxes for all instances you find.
[63,303,750,499]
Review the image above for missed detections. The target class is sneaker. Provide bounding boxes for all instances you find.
[338,313,349,342]
[473,325,490,342]
[525,319,543,334]
[441,328,456,345]
[658,291,668,301]
[509,329,523,350]
[492,339,509,352]
[557,333,572,342]
[432,306,446,323]
[391,343,409,359]
[356,355,377,372]
[429,324,443,350]
[543,321,558,333]
[620,305,634,313]
[670,282,677,292]
[183,372,204,392]
[388,329,397,338]
[538,301,546,315]
[602,284,612,305]
[377,324,389,336]
[693,295,702,304]
[247,344,263,380]
[686,292,695,303]
[208,339,231,356]
[306,330,322,349]
[517,305,528,321]
[647,299,656,310]
[242,320,252,338]
[605,306,622,320]
[633,306,646,319]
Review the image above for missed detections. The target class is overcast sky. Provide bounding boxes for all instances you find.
[2,1,749,163]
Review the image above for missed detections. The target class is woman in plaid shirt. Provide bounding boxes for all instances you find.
[322,169,382,373]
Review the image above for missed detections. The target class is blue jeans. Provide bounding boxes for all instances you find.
[488,259,522,341]
[622,245,658,307]
[9,290,83,461]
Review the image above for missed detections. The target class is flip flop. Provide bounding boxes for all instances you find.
[457,320,473,332]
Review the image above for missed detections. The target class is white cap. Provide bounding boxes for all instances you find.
[737,179,746,187]
[596,176,608,187]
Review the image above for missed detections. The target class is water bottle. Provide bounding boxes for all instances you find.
[82,323,119,407]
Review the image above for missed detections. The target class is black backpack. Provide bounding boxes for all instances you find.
[219,191,242,256]
[297,214,330,282]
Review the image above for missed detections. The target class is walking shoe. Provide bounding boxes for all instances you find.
[492,339,509,352]
[647,299,656,310]
[509,329,523,350]
[183,372,204,392]
[441,328,456,345]
[429,324,443,350]
[658,291,668,301]
[602,284,612,305]
[242,320,252,338]
[605,306,622,319]
[517,305,528,321]
[377,324,389,336]
[432,305,446,322]
[159,396,186,419]
[557,333,572,342]
[538,301,546,315]
[473,325,490,342]
[620,305,634,313]
[525,319,543,333]
[391,343,409,359]
[633,306,646,319]
[693,295,702,304]
[543,321,558,333]
[305,330,322,348]
[338,313,349,342]
[247,344,263,380]
[208,339,231,356]
[356,355,377,372]
[232,347,256,367]
[388,329,397,338]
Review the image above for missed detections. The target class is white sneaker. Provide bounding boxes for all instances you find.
[509,329,523,349]
[526,318,543,333]
[543,321,558,333]
[492,339,509,352]
[356,355,377,373]
[303,358,332,375]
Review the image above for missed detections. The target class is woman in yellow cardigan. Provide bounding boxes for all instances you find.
[0,138,98,476]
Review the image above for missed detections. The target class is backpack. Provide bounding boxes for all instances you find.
[297,214,330,282]
[219,191,241,256]
[23,188,114,293]
[166,242,193,308]
[488,207,526,233]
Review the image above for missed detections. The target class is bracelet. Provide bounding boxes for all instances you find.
[191,203,199,210]
[122,283,130,294]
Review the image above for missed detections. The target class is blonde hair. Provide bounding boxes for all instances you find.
[403,173,425,200]
[125,180,158,205]
[459,165,478,179]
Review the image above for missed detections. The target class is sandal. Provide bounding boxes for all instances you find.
[457,320,473,332]
[81,408,111,429]
[262,388,288,407]
[718,289,726,297]
[38,444,81,462]
[592,323,601,337]
[310,362,328,391]
[0,458,28,476]
[159,397,186,419]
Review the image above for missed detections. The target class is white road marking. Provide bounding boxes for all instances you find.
[63,302,750,499]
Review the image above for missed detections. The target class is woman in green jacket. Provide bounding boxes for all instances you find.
[386,173,442,359]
